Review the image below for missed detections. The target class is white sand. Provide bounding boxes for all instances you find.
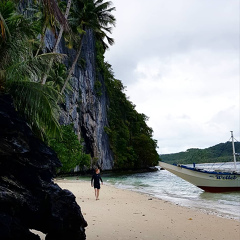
[33,180,240,240]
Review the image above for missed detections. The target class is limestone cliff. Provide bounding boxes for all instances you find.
[45,29,114,170]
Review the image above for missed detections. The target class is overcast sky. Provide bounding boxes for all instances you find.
[105,0,239,154]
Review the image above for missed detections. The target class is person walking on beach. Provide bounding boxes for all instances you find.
[91,168,103,200]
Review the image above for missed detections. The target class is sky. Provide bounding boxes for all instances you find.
[104,0,240,154]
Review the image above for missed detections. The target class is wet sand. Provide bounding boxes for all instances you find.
[33,180,240,240]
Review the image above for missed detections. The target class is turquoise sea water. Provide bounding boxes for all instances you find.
[73,162,240,221]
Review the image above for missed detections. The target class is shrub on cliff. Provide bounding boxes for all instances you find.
[96,42,160,169]
[49,124,91,172]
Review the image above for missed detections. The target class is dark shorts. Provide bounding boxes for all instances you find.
[94,183,100,189]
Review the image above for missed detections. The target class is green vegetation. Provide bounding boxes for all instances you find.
[160,142,240,164]
[0,0,160,171]
[96,42,160,169]
[49,125,91,172]
[0,0,62,140]
[60,0,116,94]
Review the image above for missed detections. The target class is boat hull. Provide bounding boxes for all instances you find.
[159,162,240,193]
[197,186,240,193]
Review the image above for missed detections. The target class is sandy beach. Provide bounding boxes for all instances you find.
[34,180,240,240]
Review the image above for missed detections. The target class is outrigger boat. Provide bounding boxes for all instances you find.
[159,131,240,193]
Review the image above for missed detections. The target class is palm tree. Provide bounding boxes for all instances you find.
[93,0,115,49]
[41,0,72,85]
[34,0,70,57]
[0,0,62,140]
[60,0,116,94]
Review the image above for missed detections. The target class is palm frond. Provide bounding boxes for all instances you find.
[5,52,65,83]
[42,0,70,32]
[105,34,114,45]
[0,0,64,141]
[0,6,39,68]
[7,80,61,140]
[101,25,113,34]
[47,62,72,93]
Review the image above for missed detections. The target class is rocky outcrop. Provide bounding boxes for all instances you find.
[44,29,114,170]
[0,95,87,240]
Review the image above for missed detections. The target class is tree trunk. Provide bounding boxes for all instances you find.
[41,0,72,85]
[35,23,47,57]
[60,36,83,94]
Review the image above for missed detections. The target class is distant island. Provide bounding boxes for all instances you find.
[160,141,240,164]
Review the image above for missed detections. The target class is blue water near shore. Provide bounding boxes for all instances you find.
[100,162,240,221]
[71,162,240,220]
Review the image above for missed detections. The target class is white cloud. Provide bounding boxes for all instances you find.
[105,0,240,153]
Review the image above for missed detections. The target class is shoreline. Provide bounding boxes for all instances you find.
[33,180,240,240]
[106,185,239,222]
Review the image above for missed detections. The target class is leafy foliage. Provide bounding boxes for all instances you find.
[8,81,61,140]
[60,0,116,94]
[160,142,240,164]
[69,0,115,49]
[49,124,91,172]
[96,41,160,169]
[0,0,63,140]
[47,62,71,93]
[0,0,160,171]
